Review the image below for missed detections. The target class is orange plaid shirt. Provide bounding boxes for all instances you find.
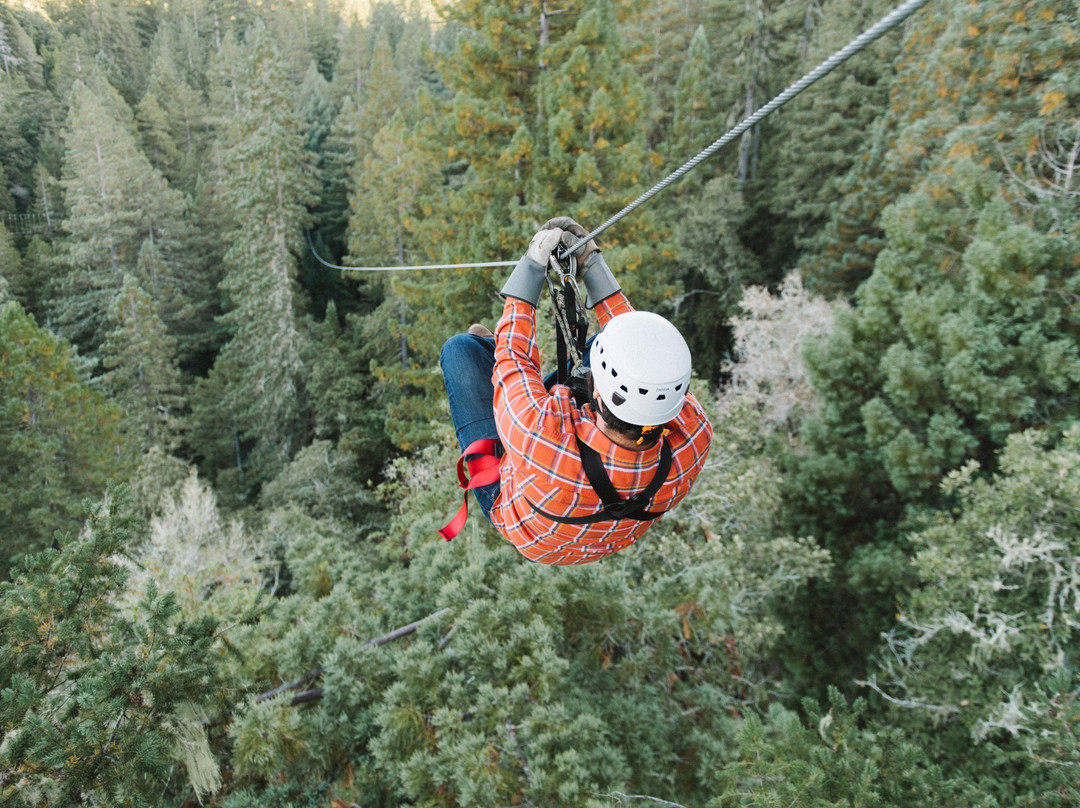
[490,292,713,565]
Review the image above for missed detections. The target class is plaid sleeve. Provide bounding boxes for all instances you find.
[492,297,560,448]
[594,290,634,327]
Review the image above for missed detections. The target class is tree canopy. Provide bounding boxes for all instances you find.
[1,0,1077,805]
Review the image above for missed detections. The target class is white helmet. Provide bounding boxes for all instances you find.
[589,311,691,426]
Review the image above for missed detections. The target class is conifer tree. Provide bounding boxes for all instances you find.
[0,219,19,301]
[710,688,989,806]
[6,234,54,325]
[57,77,193,352]
[0,301,133,578]
[58,0,151,103]
[768,0,902,253]
[863,427,1080,801]
[0,6,49,206]
[136,37,209,194]
[0,487,226,805]
[670,25,715,165]
[203,28,317,488]
[100,274,187,452]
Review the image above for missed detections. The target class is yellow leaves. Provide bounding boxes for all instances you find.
[1040,90,1067,116]
[967,25,979,37]
[1038,7,1055,22]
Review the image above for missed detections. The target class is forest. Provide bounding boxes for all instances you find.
[0,0,1078,805]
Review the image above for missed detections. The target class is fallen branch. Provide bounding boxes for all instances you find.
[255,607,452,705]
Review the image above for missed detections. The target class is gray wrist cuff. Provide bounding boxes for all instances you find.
[499,256,546,307]
[581,252,620,307]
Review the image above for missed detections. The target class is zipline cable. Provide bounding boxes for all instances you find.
[306,230,515,272]
[565,0,932,255]
[310,0,932,273]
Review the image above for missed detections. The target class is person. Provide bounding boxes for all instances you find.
[439,217,713,564]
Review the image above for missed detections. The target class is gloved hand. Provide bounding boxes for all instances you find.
[541,216,599,265]
[500,227,564,306]
[540,216,620,308]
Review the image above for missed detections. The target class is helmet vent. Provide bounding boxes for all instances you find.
[657,394,666,401]
[639,388,648,395]
[619,385,628,393]
[675,384,683,391]
[611,368,618,378]
[611,391,626,406]
[601,361,607,370]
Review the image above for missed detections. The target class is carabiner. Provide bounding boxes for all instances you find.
[550,242,578,282]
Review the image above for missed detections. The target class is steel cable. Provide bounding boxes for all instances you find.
[312,0,932,272]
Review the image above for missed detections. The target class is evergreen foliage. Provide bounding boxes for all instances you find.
[0,0,1077,804]
[100,274,187,452]
[0,301,133,577]
[0,487,225,806]
[193,27,318,494]
[710,688,992,807]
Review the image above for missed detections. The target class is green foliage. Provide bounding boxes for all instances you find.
[779,159,1080,692]
[2,0,1079,804]
[710,688,993,807]
[0,301,134,578]
[56,75,194,353]
[100,274,187,452]
[214,393,829,806]
[674,175,762,382]
[0,487,226,806]
[863,426,1080,801]
[194,26,319,493]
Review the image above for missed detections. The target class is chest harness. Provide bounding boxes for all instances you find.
[439,249,671,541]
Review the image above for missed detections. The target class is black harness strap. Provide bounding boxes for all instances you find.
[542,245,670,525]
[530,437,672,525]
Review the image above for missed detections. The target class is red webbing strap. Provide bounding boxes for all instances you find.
[438,438,502,541]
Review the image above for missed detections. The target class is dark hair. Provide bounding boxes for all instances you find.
[595,396,665,449]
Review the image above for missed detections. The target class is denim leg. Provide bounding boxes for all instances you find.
[440,333,501,523]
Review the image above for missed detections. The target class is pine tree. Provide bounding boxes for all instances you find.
[6,234,54,325]
[0,219,19,302]
[58,0,151,104]
[57,77,193,352]
[136,33,210,194]
[768,0,903,253]
[0,301,133,578]
[0,486,227,805]
[670,25,715,164]
[710,689,989,807]
[100,274,187,452]
[0,6,49,207]
[204,28,318,488]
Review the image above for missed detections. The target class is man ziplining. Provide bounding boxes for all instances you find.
[439,217,713,564]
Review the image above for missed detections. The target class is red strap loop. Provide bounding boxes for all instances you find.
[438,438,502,541]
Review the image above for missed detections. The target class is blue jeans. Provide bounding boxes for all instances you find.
[440,334,501,524]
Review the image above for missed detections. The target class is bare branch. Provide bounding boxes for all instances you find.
[855,677,959,715]
[254,607,452,704]
[600,792,688,808]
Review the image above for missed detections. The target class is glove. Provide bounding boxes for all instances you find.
[541,216,619,308]
[541,216,599,265]
[500,227,564,306]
